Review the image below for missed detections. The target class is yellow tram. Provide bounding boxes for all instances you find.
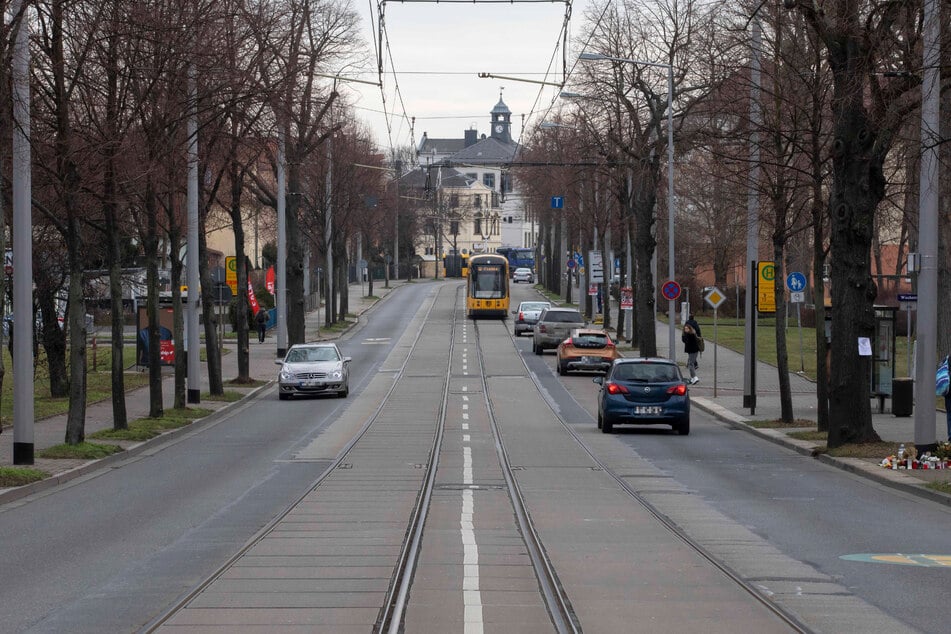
[466,254,510,319]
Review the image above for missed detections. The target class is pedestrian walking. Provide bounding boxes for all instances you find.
[682,323,701,384]
[685,314,701,337]
[255,308,268,343]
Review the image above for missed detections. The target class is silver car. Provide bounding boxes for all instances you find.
[512,300,551,337]
[532,307,586,354]
[276,343,351,400]
[512,267,534,283]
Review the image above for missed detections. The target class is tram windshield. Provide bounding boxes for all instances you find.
[470,264,506,299]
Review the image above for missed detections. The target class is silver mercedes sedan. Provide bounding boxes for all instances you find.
[276,342,351,400]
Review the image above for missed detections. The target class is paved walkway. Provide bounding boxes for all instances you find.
[3,281,950,508]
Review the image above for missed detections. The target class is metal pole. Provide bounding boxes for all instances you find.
[666,64,676,362]
[186,67,200,404]
[276,130,288,357]
[325,123,334,323]
[744,19,762,411]
[914,0,940,450]
[11,0,33,464]
[394,159,401,281]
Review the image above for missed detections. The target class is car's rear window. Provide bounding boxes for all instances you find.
[546,311,583,323]
[613,363,680,382]
[573,333,608,346]
[521,302,549,311]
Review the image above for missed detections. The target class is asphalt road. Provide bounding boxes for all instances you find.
[515,282,951,634]
[0,282,435,633]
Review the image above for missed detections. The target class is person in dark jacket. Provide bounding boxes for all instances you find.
[686,314,701,337]
[255,309,268,343]
[682,324,701,384]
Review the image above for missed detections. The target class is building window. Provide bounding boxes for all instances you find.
[465,172,478,182]
[483,173,495,189]
[450,193,459,208]
[473,216,482,235]
[491,192,499,208]
[474,194,482,208]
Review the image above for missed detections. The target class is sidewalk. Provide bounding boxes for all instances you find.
[0,279,410,500]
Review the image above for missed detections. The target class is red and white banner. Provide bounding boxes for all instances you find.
[248,279,261,315]
[266,266,275,295]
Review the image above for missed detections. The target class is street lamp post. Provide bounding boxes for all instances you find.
[579,52,676,360]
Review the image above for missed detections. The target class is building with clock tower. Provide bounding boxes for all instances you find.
[412,94,535,270]
[490,96,512,144]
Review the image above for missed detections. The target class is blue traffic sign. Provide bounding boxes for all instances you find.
[661,280,681,301]
[786,271,807,292]
[551,196,564,209]
[897,293,917,302]
[566,259,576,269]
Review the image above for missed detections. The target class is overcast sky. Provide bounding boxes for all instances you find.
[341,0,592,154]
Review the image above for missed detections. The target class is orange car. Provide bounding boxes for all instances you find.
[556,329,622,375]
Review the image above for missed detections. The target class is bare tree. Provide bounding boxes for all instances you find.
[787,0,927,447]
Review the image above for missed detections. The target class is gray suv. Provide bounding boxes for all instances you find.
[532,307,586,354]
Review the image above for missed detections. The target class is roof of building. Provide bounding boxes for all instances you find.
[417,133,467,156]
[450,136,518,165]
[491,96,511,116]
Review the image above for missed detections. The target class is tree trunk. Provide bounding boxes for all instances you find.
[145,184,164,419]
[825,56,884,447]
[632,166,658,357]
[198,220,223,395]
[231,163,251,383]
[36,271,68,397]
[63,224,88,444]
[772,237,793,423]
[169,222,186,411]
[813,193,829,432]
[284,160,305,344]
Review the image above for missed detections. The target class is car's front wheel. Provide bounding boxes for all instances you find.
[339,385,349,398]
[279,392,290,401]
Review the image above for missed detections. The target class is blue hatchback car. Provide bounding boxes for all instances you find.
[593,358,690,435]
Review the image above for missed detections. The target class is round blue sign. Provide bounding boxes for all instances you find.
[662,280,681,301]
[786,272,807,292]
[566,259,576,269]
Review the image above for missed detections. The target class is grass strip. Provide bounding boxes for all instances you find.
[89,406,214,441]
[39,442,124,460]
[0,466,49,487]
[202,390,245,402]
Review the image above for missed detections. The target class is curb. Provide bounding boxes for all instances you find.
[690,396,951,509]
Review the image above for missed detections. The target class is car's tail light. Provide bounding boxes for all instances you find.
[606,382,629,395]
[519,312,525,320]
[667,383,687,396]
[604,341,615,348]
[539,324,547,333]
[563,338,572,346]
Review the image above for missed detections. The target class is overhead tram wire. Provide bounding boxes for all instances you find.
[524,0,614,134]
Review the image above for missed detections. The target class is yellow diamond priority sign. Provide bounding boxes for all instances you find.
[704,286,726,309]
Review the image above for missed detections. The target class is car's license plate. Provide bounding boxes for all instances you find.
[634,406,662,415]
[302,380,320,387]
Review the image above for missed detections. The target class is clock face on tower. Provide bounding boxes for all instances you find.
[495,124,504,133]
